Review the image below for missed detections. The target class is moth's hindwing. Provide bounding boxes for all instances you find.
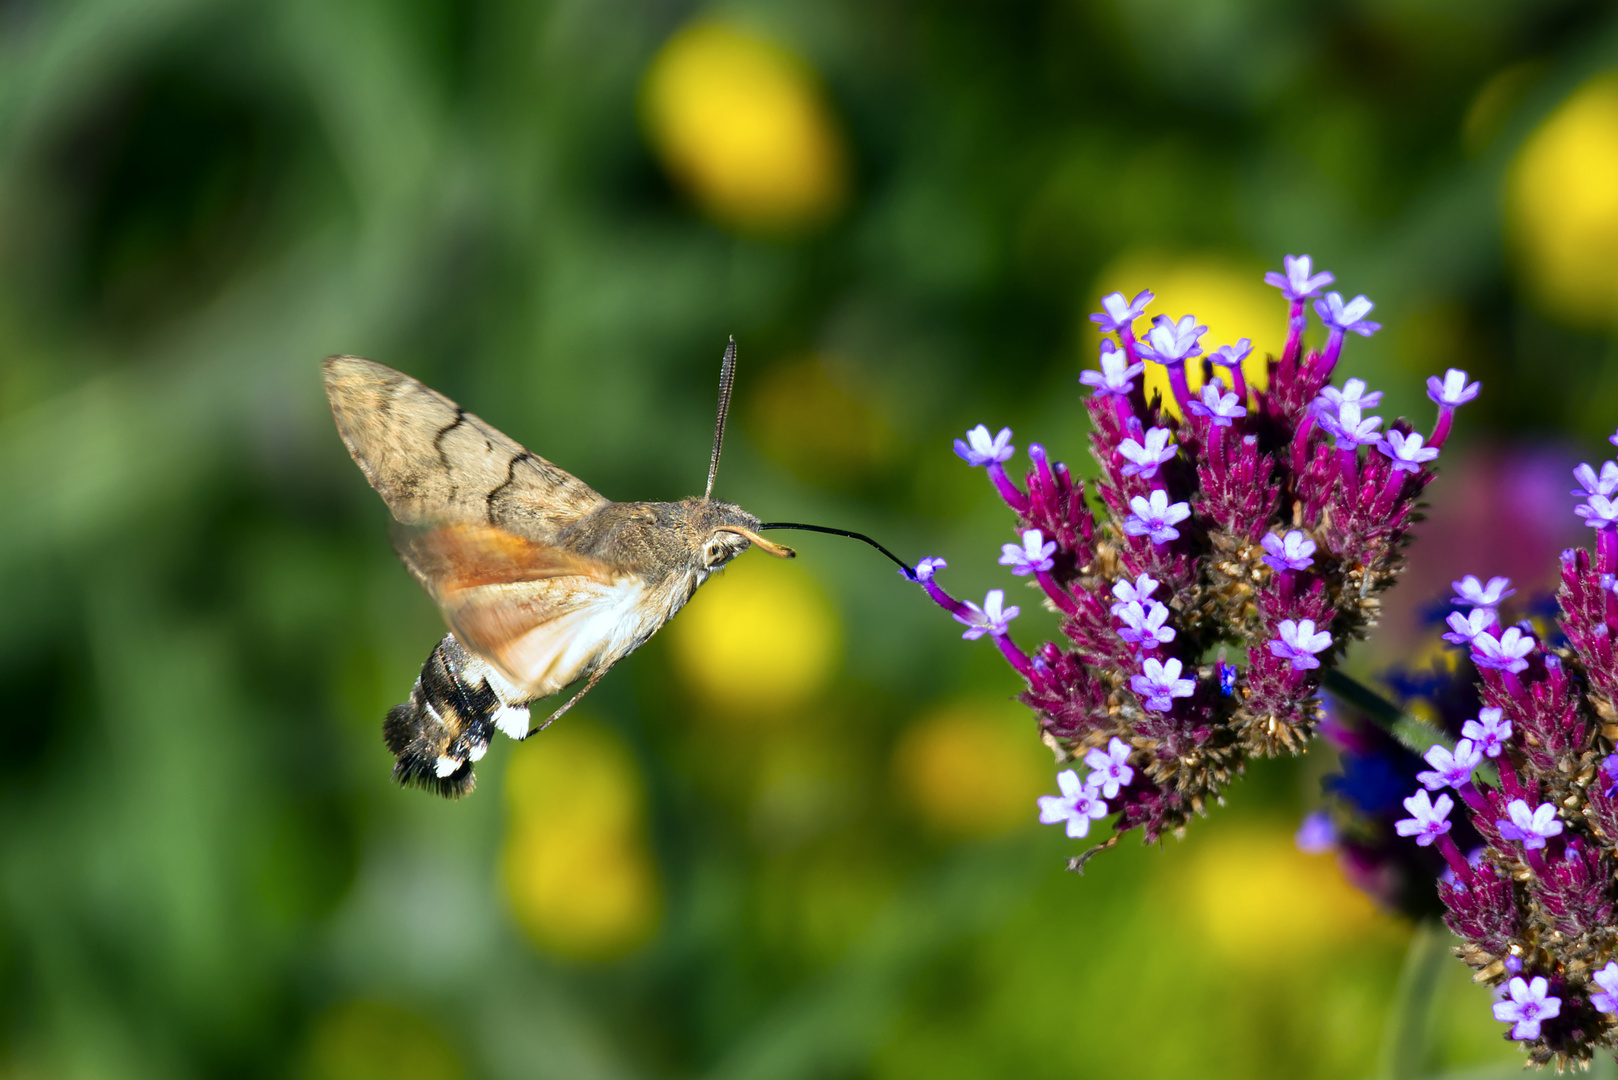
[384,634,532,797]
[322,355,607,540]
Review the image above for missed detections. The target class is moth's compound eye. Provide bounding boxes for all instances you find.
[703,540,727,568]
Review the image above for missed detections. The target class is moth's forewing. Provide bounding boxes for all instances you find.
[322,355,607,539]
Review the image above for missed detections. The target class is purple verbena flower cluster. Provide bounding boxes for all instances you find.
[911,255,1472,851]
[1372,437,1618,1068]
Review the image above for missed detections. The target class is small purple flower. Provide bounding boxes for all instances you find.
[1109,572,1160,616]
[1602,754,1618,798]
[1611,427,1618,449]
[1088,290,1153,333]
[1130,657,1196,713]
[1316,377,1384,413]
[1295,810,1337,854]
[954,424,1014,467]
[1187,379,1248,427]
[1211,339,1252,368]
[1116,600,1176,649]
[999,529,1056,576]
[1590,961,1618,1013]
[1461,708,1511,758]
[1395,788,1454,847]
[1117,427,1178,478]
[1471,627,1535,674]
[1037,768,1110,838]
[1377,430,1440,473]
[1122,491,1191,545]
[1080,340,1147,397]
[1316,400,1383,449]
[1265,254,1335,302]
[1262,529,1316,572]
[1267,618,1332,670]
[1314,292,1380,337]
[1571,461,1618,499]
[1576,495,1618,530]
[911,556,946,583]
[1136,314,1207,366]
[1427,368,1481,408]
[955,589,1019,641]
[1492,976,1560,1040]
[1083,736,1135,799]
[1497,799,1563,850]
[1415,738,1483,792]
[1443,608,1492,646]
[1217,660,1237,696]
[1453,575,1515,609]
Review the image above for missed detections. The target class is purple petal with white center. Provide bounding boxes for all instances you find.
[1427,368,1481,408]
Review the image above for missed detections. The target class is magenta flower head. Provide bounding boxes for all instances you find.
[1081,340,1146,397]
[1496,799,1564,850]
[1453,574,1515,610]
[1130,657,1195,713]
[999,529,1056,576]
[1122,490,1190,545]
[912,257,1453,887]
[1088,289,1153,333]
[1492,977,1561,1041]
[1314,292,1381,338]
[1117,427,1178,478]
[1136,313,1207,366]
[1268,618,1332,670]
[1083,737,1135,799]
[1261,529,1316,572]
[1265,254,1334,301]
[1038,769,1109,837]
[1187,379,1248,427]
[955,589,1018,640]
[954,424,1014,466]
[1394,789,1453,846]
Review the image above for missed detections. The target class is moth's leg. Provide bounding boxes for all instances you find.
[524,661,617,738]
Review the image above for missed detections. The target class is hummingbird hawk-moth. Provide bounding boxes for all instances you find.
[324,341,908,798]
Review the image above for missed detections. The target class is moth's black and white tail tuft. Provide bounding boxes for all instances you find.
[383,634,531,798]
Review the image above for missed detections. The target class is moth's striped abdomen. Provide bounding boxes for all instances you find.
[383,634,531,798]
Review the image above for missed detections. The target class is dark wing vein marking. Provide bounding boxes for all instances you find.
[486,450,536,522]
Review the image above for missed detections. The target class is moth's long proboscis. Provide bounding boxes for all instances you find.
[758,522,914,576]
[705,337,737,500]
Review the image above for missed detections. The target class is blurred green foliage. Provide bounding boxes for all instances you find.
[3,0,1618,1077]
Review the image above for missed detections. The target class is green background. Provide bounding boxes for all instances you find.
[3,1,1617,1077]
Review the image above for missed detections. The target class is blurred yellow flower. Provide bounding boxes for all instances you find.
[1507,71,1618,330]
[670,554,838,716]
[302,1001,464,1080]
[642,21,849,233]
[1088,252,1283,419]
[501,723,659,961]
[750,354,894,486]
[893,703,1049,837]
[1173,824,1391,965]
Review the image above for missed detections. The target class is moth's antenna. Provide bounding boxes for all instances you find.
[704,336,737,500]
[758,522,914,577]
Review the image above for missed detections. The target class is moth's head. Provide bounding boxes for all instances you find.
[683,498,795,571]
